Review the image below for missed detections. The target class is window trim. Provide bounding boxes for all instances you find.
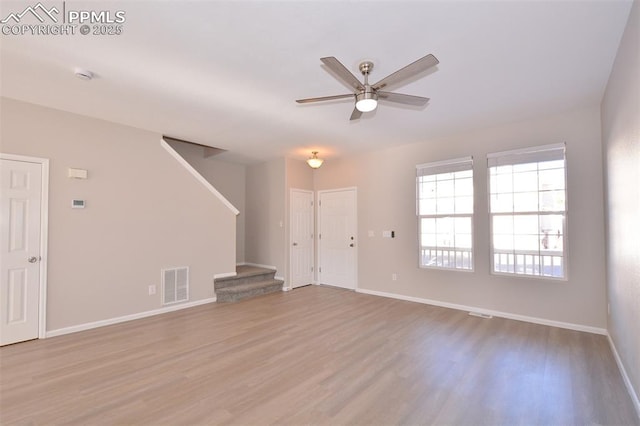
[416,156,474,272]
[487,143,568,281]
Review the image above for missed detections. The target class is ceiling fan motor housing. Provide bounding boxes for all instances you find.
[355,87,378,112]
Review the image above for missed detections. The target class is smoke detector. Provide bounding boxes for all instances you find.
[74,68,93,81]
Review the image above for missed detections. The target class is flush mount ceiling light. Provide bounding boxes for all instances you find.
[306,151,324,169]
[74,68,93,81]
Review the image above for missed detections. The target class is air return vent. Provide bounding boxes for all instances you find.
[162,267,189,305]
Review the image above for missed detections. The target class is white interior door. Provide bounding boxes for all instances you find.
[290,189,314,288]
[0,158,43,346]
[318,188,357,289]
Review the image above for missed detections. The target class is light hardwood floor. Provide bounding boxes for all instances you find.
[1,286,638,425]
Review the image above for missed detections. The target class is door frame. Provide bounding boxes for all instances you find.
[289,188,314,290]
[317,187,358,290]
[1,153,49,340]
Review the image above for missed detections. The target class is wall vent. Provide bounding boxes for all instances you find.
[162,267,189,305]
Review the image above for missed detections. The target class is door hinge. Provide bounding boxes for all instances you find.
[311,266,314,272]
[319,234,321,239]
[319,267,322,273]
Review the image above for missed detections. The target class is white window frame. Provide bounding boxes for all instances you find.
[416,156,474,271]
[487,143,568,280]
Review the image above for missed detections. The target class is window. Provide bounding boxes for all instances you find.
[417,157,474,270]
[488,143,567,279]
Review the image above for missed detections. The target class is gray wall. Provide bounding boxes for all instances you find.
[167,141,246,263]
[315,105,607,329]
[1,98,236,331]
[601,0,640,411]
[245,158,286,277]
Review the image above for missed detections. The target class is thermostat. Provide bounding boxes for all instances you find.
[71,199,85,209]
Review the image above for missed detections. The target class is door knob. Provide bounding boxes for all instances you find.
[28,256,39,263]
[349,243,354,247]
[292,242,298,246]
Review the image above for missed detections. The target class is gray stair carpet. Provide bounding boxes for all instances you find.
[214,265,284,303]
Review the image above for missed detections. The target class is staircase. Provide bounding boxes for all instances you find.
[214,265,284,303]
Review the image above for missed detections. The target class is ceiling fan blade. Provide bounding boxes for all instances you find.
[372,54,439,90]
[296,94,354,104]
[321,57,365,91]
[377,91,430,106]
[350,107,363,120]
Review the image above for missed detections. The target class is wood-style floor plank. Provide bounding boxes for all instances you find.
[1,286,637,425]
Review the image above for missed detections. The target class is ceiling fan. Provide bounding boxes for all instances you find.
[296,54,439,120]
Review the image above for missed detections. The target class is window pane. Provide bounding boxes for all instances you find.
[437,179,454,196]
[539,168,565,190]
[455,178,473,196]
[421,218,436,233]
[514,235,538,251]
[423,233,436,247]
[437,197,455,214]
[513,215,538,235]
[488,145,566,278]
[421,181,437,198]
[490,173,513,194]
[494,235,513,250]
[455,196,473,214]
[455,217,472,234]
[539,214,564,235]
[457,234,472,249]
[419,199,435,215]
[513,171,538,192]
[493,215,513,235]
[513,192,538,212]
[436,217,453,235]
[417,160,474,270]
[491,193,513,213]
[539,190,565,211]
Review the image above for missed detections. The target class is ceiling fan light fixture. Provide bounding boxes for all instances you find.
[355,91,378,112]
[307,151,323,169]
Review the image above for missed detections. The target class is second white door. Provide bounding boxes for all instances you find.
[318,188,357,290]
[290,189,314,288]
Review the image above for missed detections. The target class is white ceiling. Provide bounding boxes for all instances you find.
[0,0,633,164]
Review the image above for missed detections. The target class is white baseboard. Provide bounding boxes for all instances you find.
[356,288,607,335]
[607,334,640,419]
[46,297,217,338]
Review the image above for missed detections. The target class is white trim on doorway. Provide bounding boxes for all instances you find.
[0,153,49,340]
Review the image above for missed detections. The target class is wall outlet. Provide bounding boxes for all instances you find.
[392,273,397,281]
[148,285,156,295]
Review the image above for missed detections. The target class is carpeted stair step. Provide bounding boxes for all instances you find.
[214,265,276,290]
[214,265,284,303]
[215,278,284,303]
